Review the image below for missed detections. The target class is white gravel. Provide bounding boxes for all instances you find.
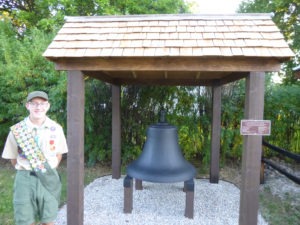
[55,176,268,225]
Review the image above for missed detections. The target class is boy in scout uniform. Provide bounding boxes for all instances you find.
[2,91,68,225]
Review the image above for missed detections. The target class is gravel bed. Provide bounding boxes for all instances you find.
[55,176,267,225]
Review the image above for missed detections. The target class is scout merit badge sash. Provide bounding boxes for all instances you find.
[10,120,61,203]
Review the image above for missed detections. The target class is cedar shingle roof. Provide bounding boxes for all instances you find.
[43,14,295,85]
[43,14,294,59]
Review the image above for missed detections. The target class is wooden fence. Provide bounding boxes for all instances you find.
[260,140,300,185]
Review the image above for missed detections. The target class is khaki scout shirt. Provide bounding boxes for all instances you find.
[2,117,68,170]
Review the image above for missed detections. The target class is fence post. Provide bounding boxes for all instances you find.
[260,161,265,184]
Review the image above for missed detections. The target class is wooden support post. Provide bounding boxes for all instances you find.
[135,179,143,190]
[184,179,195,219]
[67,71,85,225]
[210,83,221,183]
[124,175,133,213]
[112,85,121,179]
[239,72,265,225]
[260,161,265,184]
[260,141,265,184]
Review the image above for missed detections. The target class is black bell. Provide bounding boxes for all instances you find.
[126,111,196,183]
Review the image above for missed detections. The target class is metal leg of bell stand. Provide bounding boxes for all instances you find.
[124,175,133,213]
[184,179,194,219]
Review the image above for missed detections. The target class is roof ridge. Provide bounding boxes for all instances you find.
[65,13,272,22]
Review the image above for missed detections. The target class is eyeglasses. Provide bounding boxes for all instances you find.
[29,102,49,108]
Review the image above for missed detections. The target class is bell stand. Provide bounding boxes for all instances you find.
[123,175,195,218]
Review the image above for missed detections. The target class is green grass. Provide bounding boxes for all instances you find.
[259,187,300,225]
[0,166,15,225]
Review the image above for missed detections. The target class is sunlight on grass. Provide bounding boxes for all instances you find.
[0,167,15,225]
[260,187,300,225]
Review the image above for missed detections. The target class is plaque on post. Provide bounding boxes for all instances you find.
[240,120,271,136]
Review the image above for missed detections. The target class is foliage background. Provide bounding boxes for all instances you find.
[0,0,299,168]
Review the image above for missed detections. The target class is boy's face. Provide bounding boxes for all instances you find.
[26,97,50,120]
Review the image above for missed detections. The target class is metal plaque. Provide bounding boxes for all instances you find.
[240,120,271,136]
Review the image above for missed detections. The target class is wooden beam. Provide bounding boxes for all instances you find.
[52,57,281,72]
[210,82,221,183]
[239,72,265,225]
[112,84,121,179]
[67,71,85,225]
[83,71,115,84]
[132,71,137,79]
[112,78,215,86]
[220,72,248,85]
[164,71,168,79]
[80,70,252,86]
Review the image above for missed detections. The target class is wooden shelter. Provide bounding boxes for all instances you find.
[43,14,294,225]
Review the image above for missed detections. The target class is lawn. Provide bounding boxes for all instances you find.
[259,186,300,225]
[0,165,14,225]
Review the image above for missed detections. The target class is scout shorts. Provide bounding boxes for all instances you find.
[13,170,59,225]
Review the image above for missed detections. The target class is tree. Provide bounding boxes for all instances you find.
[112,0,189,14]
[0,0,55,31]
[0,0,193,165]
[239,0,300,84]
[238,0,300,154]
[0,0,190,33]
[264,82,300,154]
[0,20,67,151]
